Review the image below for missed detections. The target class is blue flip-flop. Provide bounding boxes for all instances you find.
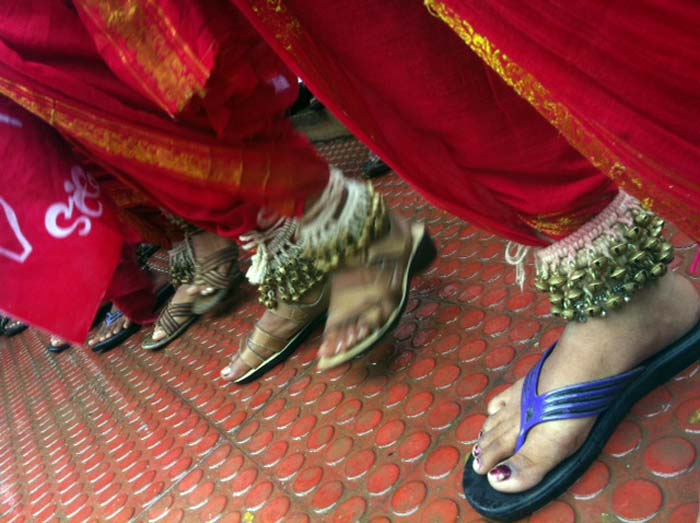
[464,323,700,522]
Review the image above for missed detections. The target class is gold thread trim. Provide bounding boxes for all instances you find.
[76,0,209,114]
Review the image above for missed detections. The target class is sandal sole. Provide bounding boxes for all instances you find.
[232,312,327,384]
[141,315,199,351]
[91,323,141,353]
[317,222,437,370]
[463,323,700,521]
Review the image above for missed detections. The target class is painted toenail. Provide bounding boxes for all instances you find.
[488,464,511,482]
[473,456,481,471]
[472,445,481,457]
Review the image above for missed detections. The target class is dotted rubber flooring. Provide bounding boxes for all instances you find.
[1,137,700,523]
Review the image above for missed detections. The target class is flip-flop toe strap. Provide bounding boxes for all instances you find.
[516,345,645,451]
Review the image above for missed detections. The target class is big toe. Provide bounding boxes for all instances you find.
[221,356,249,381]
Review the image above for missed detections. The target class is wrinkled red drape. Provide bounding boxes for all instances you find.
[232,0,700,244]
[0,0,329,238]
[0,100,124,343]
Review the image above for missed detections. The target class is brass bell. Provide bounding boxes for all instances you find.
[606,295,624,309]
[629,251,647,264]
[569,269,586,283]
[585,305,602,317]
[549,292,564,305]
[566,288,583,301]
[621,282,637,295]
[624,226,641,240]
[548,274,566,288]
[633,270,648,285]
[591,257,609,271]
[658,251,674,264]
[561,309,576,321]
[535,279,549,292]
[642,237,659,251]
[586,280,605,294]
[611,242,628,257]
[650,263,667,278]
[633,212,651,226]
[550,305,563,317]
[610,266,627,280]
[652,217,665,228]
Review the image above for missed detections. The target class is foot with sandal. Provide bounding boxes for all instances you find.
[220,169,435,383]
[464,194,700,521]
[142,231,242,350]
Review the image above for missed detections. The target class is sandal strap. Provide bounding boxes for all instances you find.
[156,302,194,336]
[194,246,240,289]
[239,326,287,368]
[269,283,330,323]
[516,344,645,451]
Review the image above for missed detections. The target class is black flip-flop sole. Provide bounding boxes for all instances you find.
[4,324,28,337]
[47,343,70,353]
[463,323,700,522]
[234,313,327,385]
[91,323,141,353]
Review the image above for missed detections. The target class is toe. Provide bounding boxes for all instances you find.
[220,355,249,381]
[151,328,165,341]
[487,383,518,415]
[486,453,543,493]
[319,330,339,359]
[474,425,519,474]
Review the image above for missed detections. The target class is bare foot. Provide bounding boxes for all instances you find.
[473,271,699,492]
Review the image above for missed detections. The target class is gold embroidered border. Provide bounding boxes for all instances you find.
[0,77,243,187]
[423,0,700,236]
[76,0,209,115]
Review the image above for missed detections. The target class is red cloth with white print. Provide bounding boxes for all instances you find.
[0,100,124,343]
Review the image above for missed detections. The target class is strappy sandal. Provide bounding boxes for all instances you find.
[191,242,243,315]
[463,324,700,521]
[141,301,198,351]
[226,281,330,384]
[317,219,436,370]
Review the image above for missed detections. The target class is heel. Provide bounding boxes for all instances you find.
[411,229,437,275]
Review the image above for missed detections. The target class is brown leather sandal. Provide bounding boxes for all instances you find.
[317,218,436,370]
[192,243,243,315]
[227,281,330,384]
[142,301,198,350]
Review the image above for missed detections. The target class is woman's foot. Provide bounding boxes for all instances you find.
[87,305,136,351]
[473,270,700,492]
[317,215,433,369]
[221,281,329,382]
[143,284,198,348]
[185,232,239,303]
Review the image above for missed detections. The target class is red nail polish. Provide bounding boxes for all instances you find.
[488,464,512,481]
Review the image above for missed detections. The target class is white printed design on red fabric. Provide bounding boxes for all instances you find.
[0,197,33,263]
[45,166,103,239]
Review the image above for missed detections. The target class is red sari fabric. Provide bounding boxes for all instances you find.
[232,0,700,244]
[232,0,618,246]
[425,0,700,243]
[0,100,124,343]
[0,1,329,238]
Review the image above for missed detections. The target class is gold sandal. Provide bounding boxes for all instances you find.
[318,218,435,370]
[225,281,330,383]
